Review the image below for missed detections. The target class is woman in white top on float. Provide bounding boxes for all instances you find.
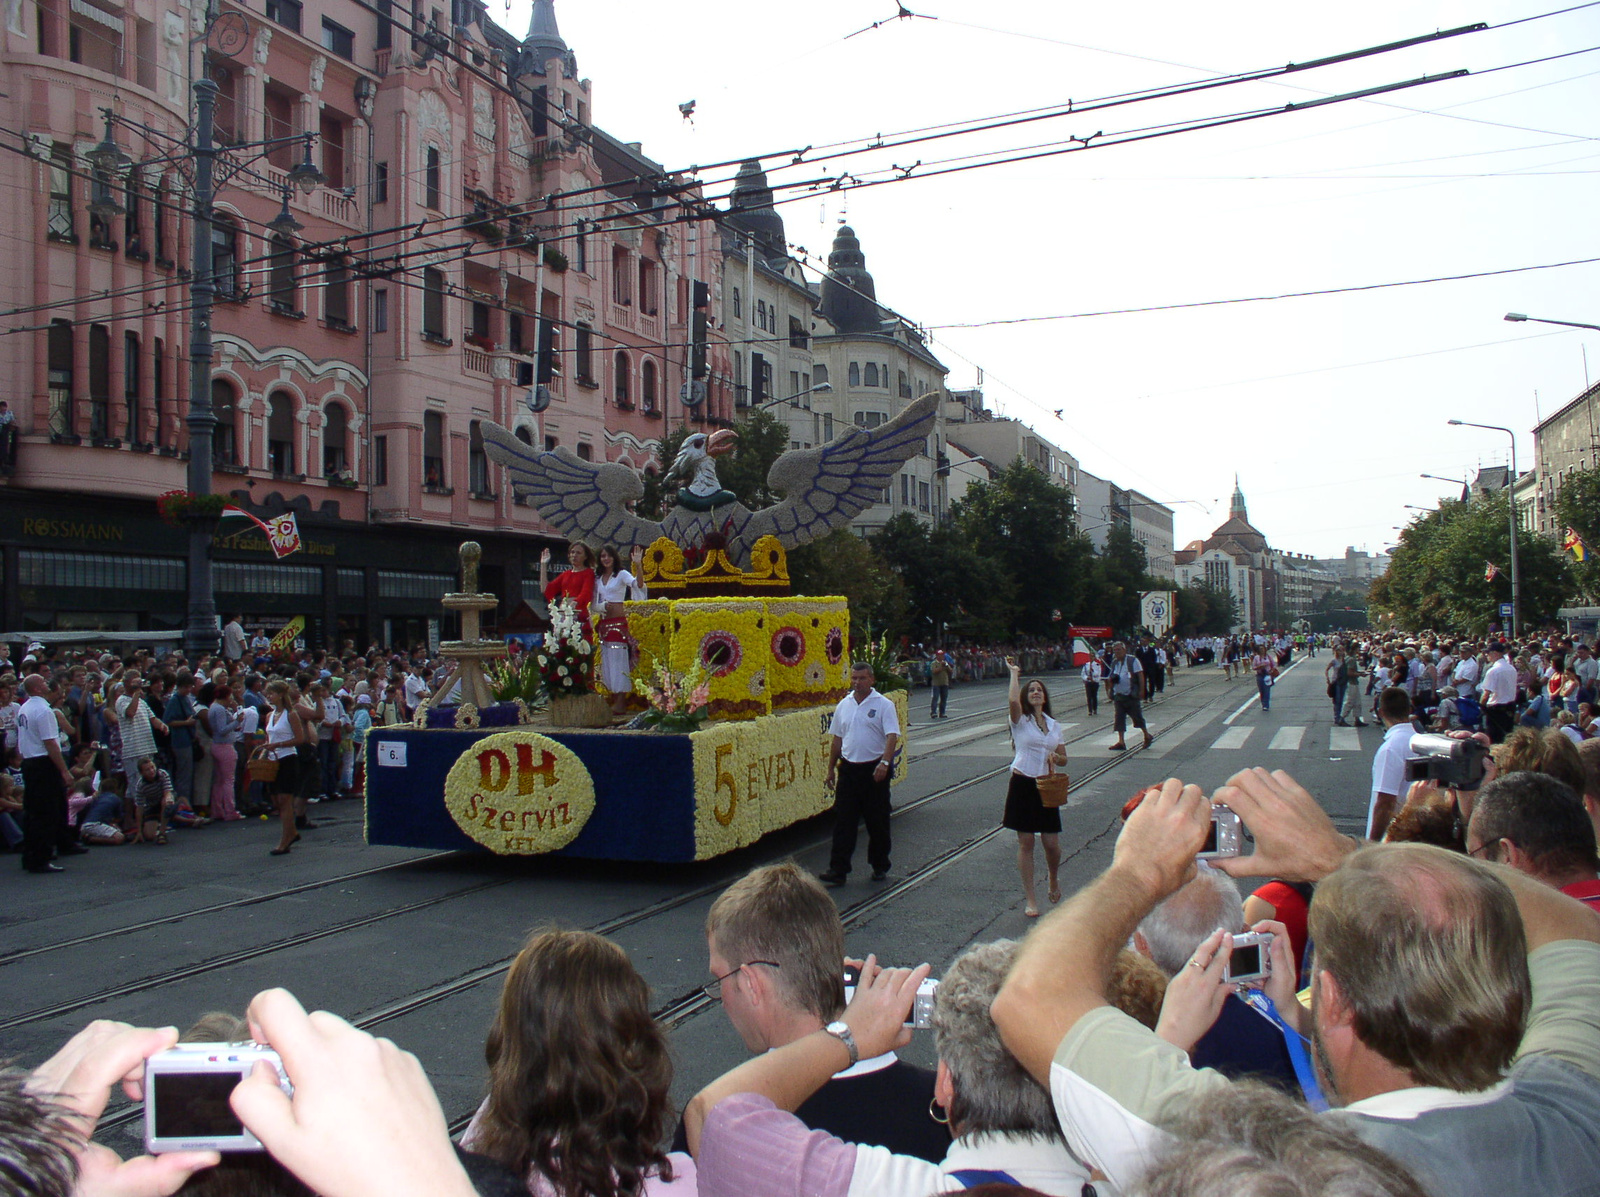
[1004,657,1067,918]
[592,544,648,718]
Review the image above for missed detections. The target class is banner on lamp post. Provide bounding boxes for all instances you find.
[1140,591,1175,635]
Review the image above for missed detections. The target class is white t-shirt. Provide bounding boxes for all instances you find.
[1370,722,1416,826]
[1481,658,1518,706]
[1010,713,1062,778]
[1454,657,1481,688]
[403,673,428,709]
[222,621,247,659]
[16,693,59,759]
[830,689,900,764]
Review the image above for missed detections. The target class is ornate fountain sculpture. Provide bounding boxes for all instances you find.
[429,541,507,709]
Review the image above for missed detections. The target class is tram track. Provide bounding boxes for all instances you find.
[87,679,1224,1140]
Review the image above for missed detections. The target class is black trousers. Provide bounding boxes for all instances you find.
[21,754,70,870]
[829,759,891,876]
[1484,702,1516,744]
[1084,681,1099,714]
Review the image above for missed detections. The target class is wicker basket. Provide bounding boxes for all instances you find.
[549,691,613,728]
[246,753,281,783]
[1036,762,1070,808]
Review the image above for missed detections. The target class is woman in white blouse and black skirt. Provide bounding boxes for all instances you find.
[1004,656,1066,918]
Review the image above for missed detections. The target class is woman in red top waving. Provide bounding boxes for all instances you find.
[540,543,596,639]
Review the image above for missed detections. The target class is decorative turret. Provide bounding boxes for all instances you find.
[817,224,881,334]
[1229,475,1248,522]
[523,0,567,70]
[727,161,787,264]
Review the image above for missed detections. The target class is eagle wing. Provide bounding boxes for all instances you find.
[480,421,662,548]
[733,393,940,556]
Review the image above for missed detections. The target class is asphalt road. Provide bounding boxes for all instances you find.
[0,651,1376,1152]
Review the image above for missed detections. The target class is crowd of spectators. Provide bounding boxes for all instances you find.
[4,623,478,869]
[9,720,1600,1196]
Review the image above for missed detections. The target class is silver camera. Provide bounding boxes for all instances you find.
[1225,931,1274,983]
[144,1042,291,1154]
[843,965,940,1028]
[1198,804,1244,860]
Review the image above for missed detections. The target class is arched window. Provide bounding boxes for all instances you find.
[269,235,297,312]
[863,362,879,388]
[514,426,533,445]
[424,145,441,209]
[641,359,657,413]
[211,379,237,465]
[848,362,860,387]
[614,350,630,406]
[323,403,349,476]
[812,363,828,385]
[267,391,295,475]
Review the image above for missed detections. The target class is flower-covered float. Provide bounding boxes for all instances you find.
[365,396,936,863]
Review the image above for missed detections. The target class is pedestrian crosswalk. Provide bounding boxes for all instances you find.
[1204,725,1358,753]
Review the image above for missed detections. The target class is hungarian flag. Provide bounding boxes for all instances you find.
[1485,561,1499,582]
[219,506,302,558]
[1564,527,1588,562]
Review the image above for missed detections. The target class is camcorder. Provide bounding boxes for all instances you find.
[144,1042,290,1154]
[1224,931,1273,983]
[1198,804,1244,860]
[843,963,940,1028]
[1404,734,1489,791]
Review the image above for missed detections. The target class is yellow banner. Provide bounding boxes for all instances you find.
[690,691,907,860]
[269,615,306,652]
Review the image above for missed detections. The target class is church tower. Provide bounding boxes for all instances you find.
[1229,475,1249,522]
[817,225,881,334]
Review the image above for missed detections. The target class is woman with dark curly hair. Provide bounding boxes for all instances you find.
[461,928,695,1197]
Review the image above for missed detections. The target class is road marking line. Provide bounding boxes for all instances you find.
[1222,654,1308,725]
[1211,726,1253,750]
[1330,726,1362,752]
[1268,726,1305,751]
[1145,717,1209,758]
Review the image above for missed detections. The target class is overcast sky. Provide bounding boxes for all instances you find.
[500,0,1600,559]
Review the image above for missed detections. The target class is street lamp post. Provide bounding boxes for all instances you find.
[1448,419,1520,636]
[1505,312,1600,333]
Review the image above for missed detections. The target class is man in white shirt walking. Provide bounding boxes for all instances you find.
[1369,686,1417,841]
[819,663,900,885]
[1480,641,1519,744]
[18,674,81,873]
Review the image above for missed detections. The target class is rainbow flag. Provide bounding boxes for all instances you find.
[1564,527,1588,563]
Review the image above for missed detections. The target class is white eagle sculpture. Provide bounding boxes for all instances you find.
[480,393,938,566]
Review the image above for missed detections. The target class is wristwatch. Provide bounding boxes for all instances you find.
[823,1020,859,1067]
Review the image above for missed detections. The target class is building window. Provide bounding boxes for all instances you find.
[424,146,441,209]
[423,411,444,487]
[576,443,592,461]
[123,332,141,443]
[88,325,110,440]
[212,379,236,465]
[822,413,833,440]
[373,434,388,485]
[374,161,389,204]
[755,299,766,332]
[732,286,740,318]
[641,358,657,413]
[153,338,165,441]
[47,145,75,241]
[574,225,587,273]
[575,322,594,384]
[812,363,828,386]
[377,570,454,600]
[375,0,391,48]
[267,391,296,475]
[319,113,347,189]
[611,246,631,305]
[47,321,73,437]
[863,362,879,388]
[789,315,808,350]
[638,259,657,314]
[323,404,349,476]
[217,561,321,595]
[919,480,930,512]
[469,421,489,494]
[613,351,630,406]
[467,300,491,347]
[21,550,184,591]
[422,268,446,340]
[848,362,861,387]
[266,0,302,33]
[898,370,912,399]
[153,180,168,261]
[264,86,296,168]
[320,17,354,58]
[373,287,389,332]
[123,179,144,256]
[324,258,351,327]
[507,311,525,354]
[212,220,239,297]
[268,236,298,313]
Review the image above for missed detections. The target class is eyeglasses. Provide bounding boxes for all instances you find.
[1467,837,1503,860]
[703,959,780,1001]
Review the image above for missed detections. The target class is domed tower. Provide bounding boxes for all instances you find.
[523,0,567,68]
[817,225,881,334]
[727,161,787,264]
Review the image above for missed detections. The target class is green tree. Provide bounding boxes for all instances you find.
[952,460,1092,634]
[1086,524,1151,633]
[1305,588,1370,633]
[1174,579,1238,636]
[1372,493,1571,632]
[636,424,691,520]
[870,512,1015,642]
[1550,465,1600,601]
[636,408,789,520]
[787,528,908,636]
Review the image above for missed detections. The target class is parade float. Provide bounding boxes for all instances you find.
[363,395,935,862]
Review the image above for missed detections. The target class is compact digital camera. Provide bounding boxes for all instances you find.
[842,964,940,1028]
[1404,734,1489,791]
[144,1042,291,1154]
[1224,931,1274,983]
[1198,804,1244,860]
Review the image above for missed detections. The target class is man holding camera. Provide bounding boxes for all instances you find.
[686,862,946,1161]
[992,768,1600,1197]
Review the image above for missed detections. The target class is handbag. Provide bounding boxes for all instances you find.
[246,748,280,783]
[1036,759,1070,808]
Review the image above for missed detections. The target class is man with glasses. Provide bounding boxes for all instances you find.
[678,861,946,1162]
